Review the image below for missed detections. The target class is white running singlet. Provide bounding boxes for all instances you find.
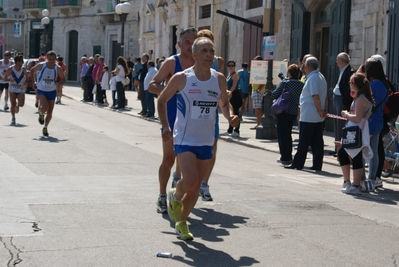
[8,66,25,93]
[173,67,221,146]
[37,63,58,92]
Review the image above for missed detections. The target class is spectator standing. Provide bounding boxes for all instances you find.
[237,62,250,118]
[100,65,109,106]
[138,53,149,115]
[251,55,265,129]
[113,56,129,109]
[364,59,389,187]
[133,57,142,98]
[271,64,304,166]
[85,57,95,102]
[331,52,355,156]
[144,60,157,118]
[80,57,89,101]
[285,57,327,171]
[95,56,105,104]
[126,57,134,91]
[339,73,374,195]
[91,54,101,103]
[226,60,241,137]
[109,71,117,108]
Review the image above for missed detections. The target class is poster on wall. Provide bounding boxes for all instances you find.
[14,22,21,37]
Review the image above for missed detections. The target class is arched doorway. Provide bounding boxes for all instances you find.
[221,18,229,76]
[68,30,78,81]
[314,1,332,78]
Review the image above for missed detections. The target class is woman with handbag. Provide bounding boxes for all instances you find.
[339,72,374,195]
[271,64,304,165]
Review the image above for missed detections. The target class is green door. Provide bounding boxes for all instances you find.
[326,0,351,130]
[290,2,310,64]
[68,30,78,81]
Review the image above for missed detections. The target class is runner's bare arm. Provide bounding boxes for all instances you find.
[157,72,185,142]
[217,74,239,127]
[57,66,67,85]
[30,64,43,83]
[3,67,12,81]
[148,57,175,95]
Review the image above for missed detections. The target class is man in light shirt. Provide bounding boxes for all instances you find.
[143,60,157,119]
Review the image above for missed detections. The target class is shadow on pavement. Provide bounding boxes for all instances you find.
[33,136,68,143]
[354,187,399,205]
[172,241,259,267]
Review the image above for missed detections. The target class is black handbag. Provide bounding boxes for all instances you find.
[341,126,362,149]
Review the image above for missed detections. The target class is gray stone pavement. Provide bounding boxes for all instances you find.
[61,82,340,167]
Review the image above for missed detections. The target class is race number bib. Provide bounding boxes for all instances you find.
[10,84,22,92]
[41,78,54,86]
[191,100,217,120]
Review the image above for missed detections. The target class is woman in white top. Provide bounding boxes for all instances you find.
[113,56,130,109]
[3,55,27,125]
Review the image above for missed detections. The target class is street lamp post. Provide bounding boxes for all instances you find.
[41,9,50,54]
[256,0,277,140]
[115,0,131,57]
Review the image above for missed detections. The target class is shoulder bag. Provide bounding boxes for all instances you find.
[270,82,290,117]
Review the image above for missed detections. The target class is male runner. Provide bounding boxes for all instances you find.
[30,51,66,136]
[158,37,239,240]
[148,27,197,214]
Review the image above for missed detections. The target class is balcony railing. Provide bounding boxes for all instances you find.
[23,0,47,9]
[52,0,81,7]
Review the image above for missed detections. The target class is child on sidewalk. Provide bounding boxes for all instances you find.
[109,71,117,109]
[100,65,109,106]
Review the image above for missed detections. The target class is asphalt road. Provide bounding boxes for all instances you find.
[0,91,398,267]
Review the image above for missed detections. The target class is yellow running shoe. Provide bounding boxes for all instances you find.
[168,188,182,222]
[38,113,45,125]
[42,127,49,137]
[175,220,193,241]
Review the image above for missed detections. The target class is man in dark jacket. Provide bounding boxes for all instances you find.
[138,53,149,115]
[332,52,355,156]
[85,57,95,102]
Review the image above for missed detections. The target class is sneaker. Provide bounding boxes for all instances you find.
[156,195,167,214]
[10,117,16,125]
[231,132,239,137]
[175,220,193,241]
[276,158,282,163]
[341,180,351,192]
[200,185,213,201]
[38,113,44,125]
[15,105,19,114]
[42,127,49,137]
[168,188,182,222]
[4,104,9,111]
[343,184,361,195]
[374,177,383,188]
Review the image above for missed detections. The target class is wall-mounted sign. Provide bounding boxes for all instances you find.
[14,22,21,37]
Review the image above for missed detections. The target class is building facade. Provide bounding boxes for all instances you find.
[0,0,25,55]
[23,0,141,80]
[18,0,399,100]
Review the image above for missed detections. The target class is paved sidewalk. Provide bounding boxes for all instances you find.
[61,83,340,167]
